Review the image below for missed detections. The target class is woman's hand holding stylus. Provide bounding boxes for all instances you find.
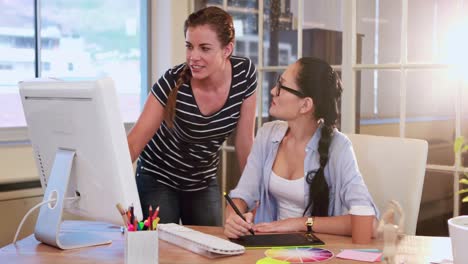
[224,211,254,238]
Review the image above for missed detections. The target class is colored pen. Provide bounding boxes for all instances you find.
[223,192,255,236]
[152,217,160,230]
[152,205,160,228]
[152,205,160,219]
[148,205,153,231]
[138,221,145,231]
[126,210,132,224]
[129,204,135,225]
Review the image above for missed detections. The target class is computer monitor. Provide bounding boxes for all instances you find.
[19,77,142,250]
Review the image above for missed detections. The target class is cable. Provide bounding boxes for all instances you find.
[13,196,80,244]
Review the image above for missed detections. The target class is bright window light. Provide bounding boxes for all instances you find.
[440,18,468,82]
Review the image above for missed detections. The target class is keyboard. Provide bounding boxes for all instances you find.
[158,223,245,258]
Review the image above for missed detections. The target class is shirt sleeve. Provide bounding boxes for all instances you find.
[229,123,268,210]
[333,138,380,218]
[243,58,257,99]
[150,64,184,106]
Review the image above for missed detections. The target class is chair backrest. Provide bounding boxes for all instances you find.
[345,133,428,235]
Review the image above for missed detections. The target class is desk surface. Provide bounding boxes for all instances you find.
[0,221,452,264]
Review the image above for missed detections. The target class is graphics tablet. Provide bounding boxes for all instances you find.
[229,233,324,249]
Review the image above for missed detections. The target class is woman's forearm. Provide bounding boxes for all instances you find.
[312,215,352,236]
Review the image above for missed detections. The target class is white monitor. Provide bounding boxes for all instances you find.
[19,77,142,249]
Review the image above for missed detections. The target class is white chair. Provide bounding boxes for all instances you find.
[346,133,428,235]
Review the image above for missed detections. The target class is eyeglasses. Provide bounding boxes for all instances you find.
[275,76,306,98]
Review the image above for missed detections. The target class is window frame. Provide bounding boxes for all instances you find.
[344,0,467,217]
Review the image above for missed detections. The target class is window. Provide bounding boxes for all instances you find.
[0,0,34,129]
[351,0,468,231]
[0,0,147,135]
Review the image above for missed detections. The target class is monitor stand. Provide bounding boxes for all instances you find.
[34,148,112,249]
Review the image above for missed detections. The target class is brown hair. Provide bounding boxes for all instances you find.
[164,6,235,128]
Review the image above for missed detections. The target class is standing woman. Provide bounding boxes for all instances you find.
[128,6,257,226]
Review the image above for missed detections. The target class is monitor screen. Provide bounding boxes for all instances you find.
[19,77,142,249]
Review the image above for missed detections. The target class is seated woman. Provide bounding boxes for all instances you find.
[224,57,379,239]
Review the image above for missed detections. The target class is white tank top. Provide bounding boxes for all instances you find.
[269,170,306,220]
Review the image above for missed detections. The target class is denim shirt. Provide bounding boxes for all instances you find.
[230,121,379,223]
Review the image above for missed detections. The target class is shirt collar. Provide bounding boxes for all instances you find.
[270,122,288,143]
[270,122,323,153]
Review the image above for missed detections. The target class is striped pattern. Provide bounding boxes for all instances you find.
[139,56,257,191]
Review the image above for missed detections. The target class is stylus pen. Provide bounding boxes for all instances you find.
[223,192,255,236]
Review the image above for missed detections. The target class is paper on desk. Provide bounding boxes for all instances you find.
[336,249,382,262]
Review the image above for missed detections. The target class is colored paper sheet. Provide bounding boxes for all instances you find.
[336,249,382,262]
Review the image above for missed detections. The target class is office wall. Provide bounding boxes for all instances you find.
[0,145,37,183]
[151,0,189,81]
[0,145,40,247]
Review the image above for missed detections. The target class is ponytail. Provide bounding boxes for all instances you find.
[164,65,191,128]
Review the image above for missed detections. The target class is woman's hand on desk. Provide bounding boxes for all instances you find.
[253,218,305,233]
[224,212,254,238]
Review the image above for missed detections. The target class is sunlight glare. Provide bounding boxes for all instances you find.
[440,18,468,82]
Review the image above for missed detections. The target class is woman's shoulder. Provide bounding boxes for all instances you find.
[153,63,187,93]
[230,55,251,63]
[332,129,350,142]
[230,56,256,70]
[330,129,353,152]
[168,63,186,76]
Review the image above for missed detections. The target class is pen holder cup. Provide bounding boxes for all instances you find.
[125,229,159,264]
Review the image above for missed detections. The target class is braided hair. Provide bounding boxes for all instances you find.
[164,6,235,127]
[296,57,343,217]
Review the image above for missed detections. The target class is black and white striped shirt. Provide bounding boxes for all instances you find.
[139,56,257,191]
